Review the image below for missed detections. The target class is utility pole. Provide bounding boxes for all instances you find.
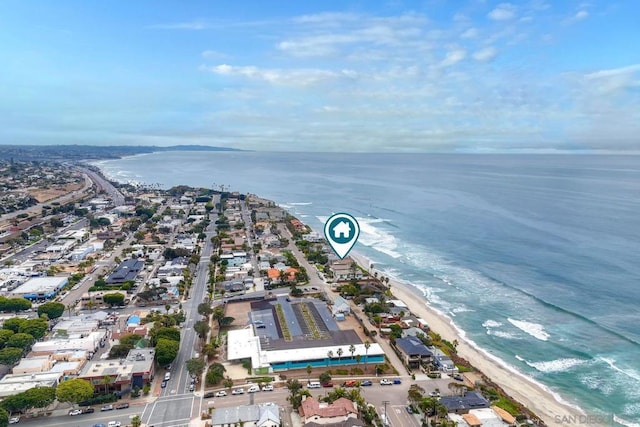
[382,400,390,426]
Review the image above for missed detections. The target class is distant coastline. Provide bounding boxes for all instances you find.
[0,144,245,162]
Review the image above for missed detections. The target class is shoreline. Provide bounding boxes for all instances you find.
[348,251,590,426]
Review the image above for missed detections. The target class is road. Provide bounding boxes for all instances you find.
[141,213,217,427]
[79,167,125,206]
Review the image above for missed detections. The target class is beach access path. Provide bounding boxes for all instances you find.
[348,252,589,427]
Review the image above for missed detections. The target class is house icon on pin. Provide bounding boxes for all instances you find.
[332,221,351,239]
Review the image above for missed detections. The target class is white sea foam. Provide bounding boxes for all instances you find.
[507,318,550,341]
[488,330,520,339]
[452,306,474,314]
[525,358,588,373]
[599,357,640,383]
[315,215,402,258]
[614,415,640,427]
[288,202,312,206]
[482,320,503,328]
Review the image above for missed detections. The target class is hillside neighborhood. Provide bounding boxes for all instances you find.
[0,160,540,427]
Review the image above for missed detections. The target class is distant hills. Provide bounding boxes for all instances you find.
[0,144,244,161]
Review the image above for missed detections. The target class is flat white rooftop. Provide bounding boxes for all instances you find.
[11,276,68,295]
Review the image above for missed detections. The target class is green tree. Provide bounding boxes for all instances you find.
[56,379,94,407]
[102,293,125,307]
[286,379,304,409]
[205,363,226,386]
[0,407,8,427]
[2,318,26,334]
[6,333,34,350]
[155,338,179,366]
[186,358,206,378]
[348,344,356,362]
[119,333,142,348]
[18,318,48,339]
[194,320,210,339]
[131,415,142,427]
[37,301,65,319]
[0,347,24,366]
[364,340,371,373]
[22,386,56,412]
[109,344,132,358]
[212,306,225,328]
[197,302,213,318]
[151,327,180,346]
[319,372,332,385]
[0,330,14,348]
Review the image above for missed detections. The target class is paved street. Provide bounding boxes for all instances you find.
[140,214,217,427]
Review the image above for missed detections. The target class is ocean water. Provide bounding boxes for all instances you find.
[94,152,640,425]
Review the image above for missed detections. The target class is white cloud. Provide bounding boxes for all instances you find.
[473,46,498,62]
[461,27,479,39]
[202,64,358,86]
[440,49,467,67]
[488,3,517,21]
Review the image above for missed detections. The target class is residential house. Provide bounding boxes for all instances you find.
[299,397,359,425]
[210,403,280,427]
[394,336,433,369]
[440,391,490,414]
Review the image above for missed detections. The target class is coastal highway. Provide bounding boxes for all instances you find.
[141,213,217,427]
[79,167,125,206]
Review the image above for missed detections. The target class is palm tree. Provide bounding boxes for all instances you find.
[337,347,343,364]
[306,364,312,383]
[364,340,371,373]
[101,375,114,394]
[327,350,333,367]
[348,344,356,364]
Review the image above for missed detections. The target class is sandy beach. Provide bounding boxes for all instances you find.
[349,252,589,426]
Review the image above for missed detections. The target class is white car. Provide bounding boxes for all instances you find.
[262,384,274,391]
[215,390,227,397]
[107,422,121,427]
[380,379,393,385]
[247,385,260,393]
[9,417,19,424]
[231,388,245,395]
[68,409,83,416]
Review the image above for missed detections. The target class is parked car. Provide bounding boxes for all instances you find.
[83,408,95,414]
[68,409,83,416]
[406,406,414,414]
[231,388,245,395]
[93,424,106,427]
[164,372,171,381]
[214,390,227,397]
[380,379,393,385]
[393,378,402,384]
[107,422,121,427]
[321,382,333,388]
[161,380,167,388]
[100,404,114,411]
[204,391,216,398]
[453,374,464,381]
[247,385,260,393]
[9,417,20,424]
[115,403,130,409]
[189,384,195,392]
[361,380,372,386]
[342,380,358,387]
[261,384,274,391]
[430,390,441,397]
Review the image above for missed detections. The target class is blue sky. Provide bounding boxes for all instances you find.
[0,0,638,152]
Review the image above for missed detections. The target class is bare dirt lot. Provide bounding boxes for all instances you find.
[29,182,83,203]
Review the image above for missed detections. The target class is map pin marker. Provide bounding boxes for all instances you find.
[324,213,360,259]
